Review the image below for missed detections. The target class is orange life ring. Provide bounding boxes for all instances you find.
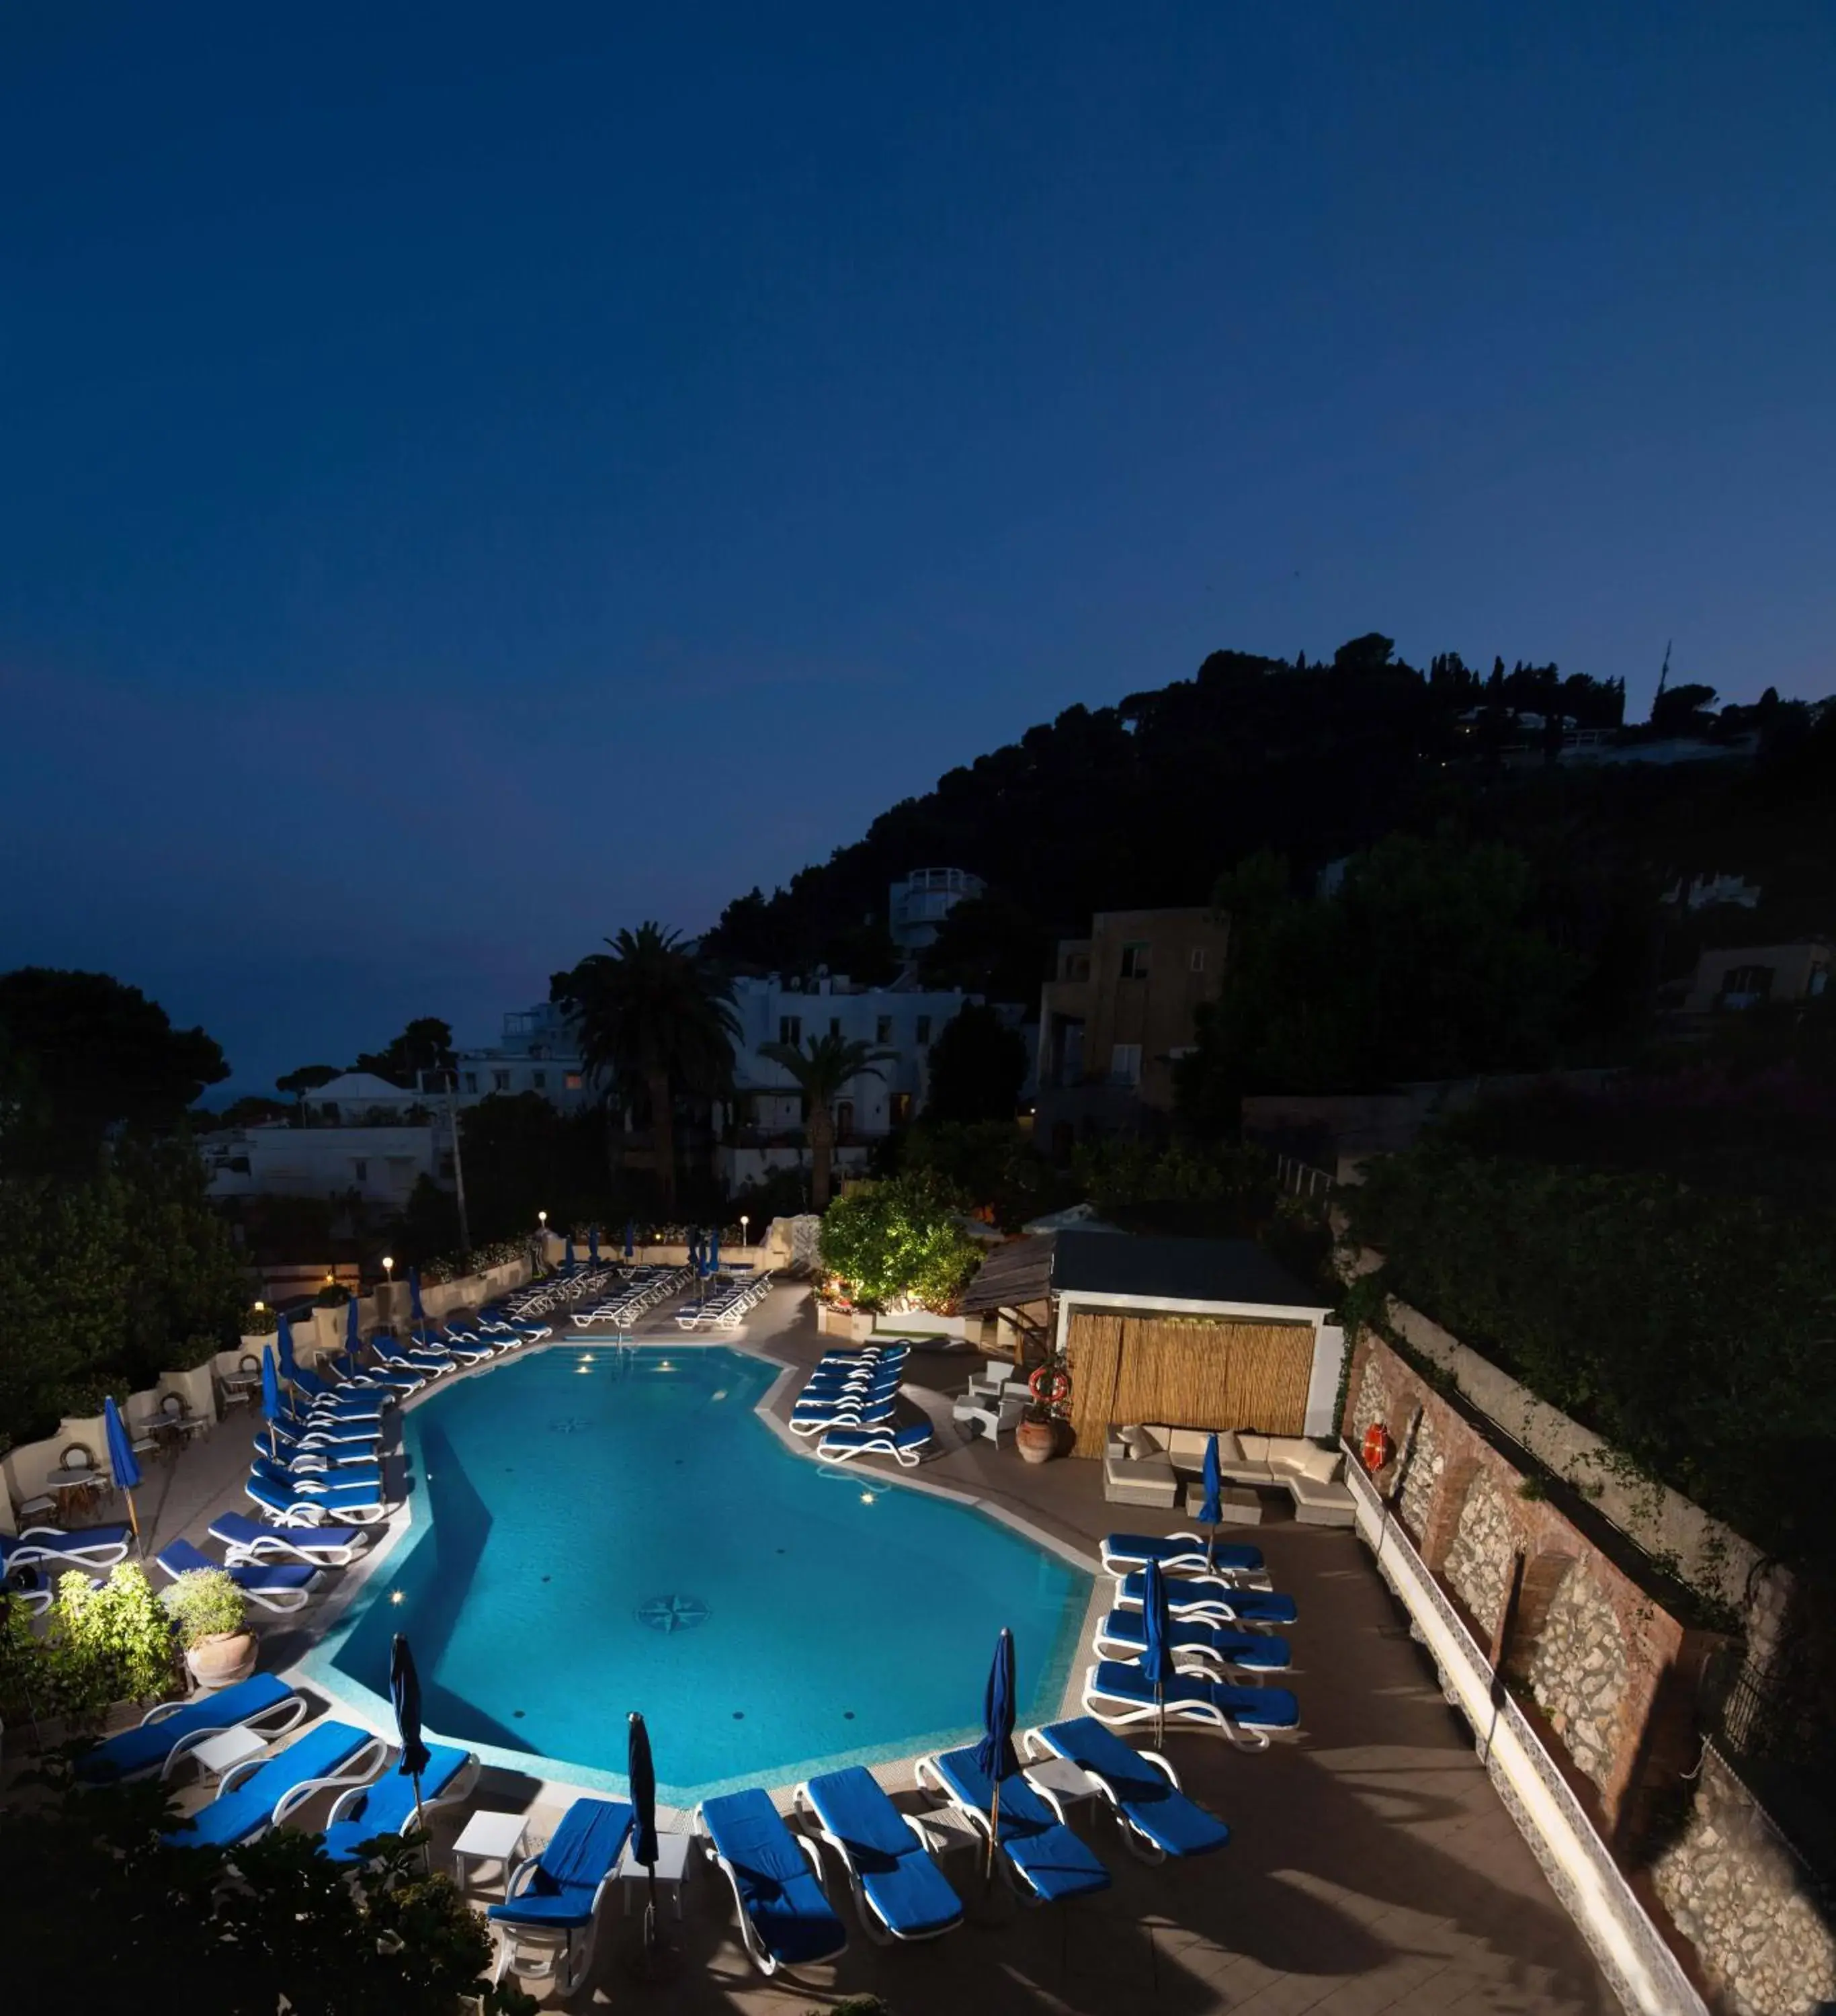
[1028,1364,1071,1406]
[1361,1421,1394,1473]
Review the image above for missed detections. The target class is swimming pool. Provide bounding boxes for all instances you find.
[302,1345,1093,1802]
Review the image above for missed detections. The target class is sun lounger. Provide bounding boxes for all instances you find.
[815,1422,935,1467]
[489,1796,633,1996]
[1080,1661,1300,1749]
[320,1742,479,1863]
[1092,1609,1292,1672]
[164,1719,388,1849]
[245,1470,388,1527]
[694,1787,847,1976]
[2,1524,132,1570]
[293,1368,390,1413]
[75,1673,308,1783]
[209,1512,368,1566]
[913,1747,1110,1904]
[1112,1571,1297,1627]
[274,1410,383,1448]
[1023,1716,1230,1863]
[252,1456,384,1498]
[793,1767,962,1943]
[155,1537,321,1613]
[790,1396,898,1437]
[1100,1531,1266,1579]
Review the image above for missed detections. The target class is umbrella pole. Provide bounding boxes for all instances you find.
[985,1779,1001,1881]
[645,1863,659,1951]
[124,1487,142,1558]
[1208,1519,1216,1572]
[411,1769,429,1873]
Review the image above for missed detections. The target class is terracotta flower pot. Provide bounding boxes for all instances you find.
[1015,1417,1059,1465]
[185,1632,258,1691]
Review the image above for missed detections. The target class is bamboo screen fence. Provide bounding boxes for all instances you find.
[1065,1310,1316,1455]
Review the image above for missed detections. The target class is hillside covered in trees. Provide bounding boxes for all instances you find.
[704,636,1828,1077]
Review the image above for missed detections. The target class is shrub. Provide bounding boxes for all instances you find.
[156,1332,222,1374]
[43,1565,179,1723]
[242,1304,279,1336]
[161,1568,247,1648]
[314,1282,351,1308]
[818,1174,982,1310]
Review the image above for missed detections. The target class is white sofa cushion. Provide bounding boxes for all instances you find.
[1164,1427,1210,1468]
[1289,1443,1343,1484]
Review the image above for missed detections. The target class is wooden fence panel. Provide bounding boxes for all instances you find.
[1065,1313,1315,1454]
[1065,1311,1126,1455]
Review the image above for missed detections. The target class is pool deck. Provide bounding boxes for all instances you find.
[25,1282,1615,2013]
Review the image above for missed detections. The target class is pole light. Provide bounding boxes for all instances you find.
[740,1213,749,1247]
[382,1257,394,1279]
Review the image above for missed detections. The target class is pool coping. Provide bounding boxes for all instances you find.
[282,1307,1105,1809]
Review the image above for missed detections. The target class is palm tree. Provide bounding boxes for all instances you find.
[550,924,739,1215]
[756,1032,894,1211]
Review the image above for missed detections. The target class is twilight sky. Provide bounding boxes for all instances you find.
[3,4,1833,1095]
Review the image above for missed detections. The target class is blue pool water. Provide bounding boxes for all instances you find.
[303,1345,1093,1801]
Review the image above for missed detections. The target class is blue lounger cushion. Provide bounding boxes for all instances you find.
[165,1719,378,1848]
[76,1673,300,1783]
[801,1767,962,1939]
[927,1748,1110,1902]
[1114,1572,1298,1626]
[1097,1611,1291,1671]
[209,1513,360,1560]
[320,1745,474,1863]
[1034,1717,1229,1857]
[157,1537,318,1599]
[1104,1533,1264,1573]
[1090,1661,1301,1728]
[489,1797,633,1928]
[817,1423,933,1458]
[700,1787,849,1966]
[3,1525,132,1568]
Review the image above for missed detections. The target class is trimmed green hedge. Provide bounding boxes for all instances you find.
[1346,1144,1836,1562]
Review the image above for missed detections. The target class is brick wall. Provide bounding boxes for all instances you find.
[1344,1330,1722,1833]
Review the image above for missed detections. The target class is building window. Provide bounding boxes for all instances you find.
[1120,942,1150,978]
[463,1072,478,1093]
[892,1091,913,1125]
[565,1072,582,1090]
[876,1015,893,1044]
[1189,947,1206,972]
[778,1015,801,1048]
[1720,966,1775,1007]
[1064,952,1091,981]
[1110,1043,1142,1086]
[439,1154,455,1178]
[532,1071,546,1091]
[835,1099,854,1136]
[829,1017,841,1038]
[353,1159,368,1181]
[916,1015,932,1044]
[493,1070,510,1091]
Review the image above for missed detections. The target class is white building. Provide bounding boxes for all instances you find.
[446,1005,590,1111]
[718,971,977,1191]
[887,867,985,952]
[204,1074,452,1212]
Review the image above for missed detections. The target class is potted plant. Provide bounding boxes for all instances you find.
[1015,1399,1060,1464]
[164,1569,256,1691]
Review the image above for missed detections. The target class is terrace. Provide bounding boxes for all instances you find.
[6,1273,1616,2014]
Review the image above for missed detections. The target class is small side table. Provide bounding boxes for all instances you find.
[190,1724,271,1781]
[910,1802,985,1871]
[452,1810,527,1896]
[1183,1482,1267,1524]
[1020,1755,1103,1818]
[616,1830,693,1918]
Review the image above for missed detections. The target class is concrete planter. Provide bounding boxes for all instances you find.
[816,1303,876,1343]
[310,1305,348,1361]
[158,1366,217,1423]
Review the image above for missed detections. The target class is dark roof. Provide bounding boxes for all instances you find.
[1050,1229,1326,1312]
[960,1233,1056,1313]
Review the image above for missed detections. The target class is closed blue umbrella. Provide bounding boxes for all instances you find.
[628,1711,662,1949]
[974,1626,1017,1877]
[589,1224,599,1263]
[1140,1558,1176,1745]
[563,1235,575,1273]
[390,1634,433,1867]
[345,1293,362,1361]
[707,1229,719,1275]
[624,1220,636,1261]
[259,1346,282,1461]
[276,1310,298,1385]
[1201,1432,1224,1569]
[103,1395,143,1554]
[409,1267,425,1322]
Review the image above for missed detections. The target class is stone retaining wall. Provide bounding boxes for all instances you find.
[1652,1747,1836,2016]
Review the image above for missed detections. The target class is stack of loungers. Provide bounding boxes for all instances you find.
[673,1272,773,1330]
[573,1265,693,1332]
[787,1345,935,1468]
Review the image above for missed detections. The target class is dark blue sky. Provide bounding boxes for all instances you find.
[4,5,1832,1095]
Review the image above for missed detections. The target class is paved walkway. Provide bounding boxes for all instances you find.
[34,1286,1616,2013]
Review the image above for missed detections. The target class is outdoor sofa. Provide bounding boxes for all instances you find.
[1103,1425,1355,1526]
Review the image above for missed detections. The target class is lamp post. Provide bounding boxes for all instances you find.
[382,1257,394,1282]
[740,1213,749,1251]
